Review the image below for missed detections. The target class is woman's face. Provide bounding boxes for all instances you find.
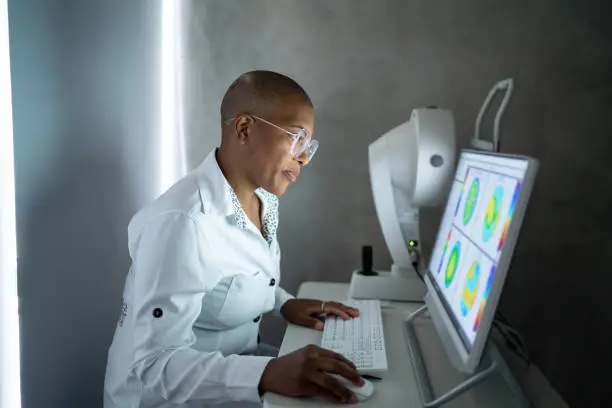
[240,103,315,196]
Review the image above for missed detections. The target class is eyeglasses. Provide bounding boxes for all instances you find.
[225,114,319,162]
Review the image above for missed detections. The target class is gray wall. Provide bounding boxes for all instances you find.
[8,0,611,407]
[183,1,612,406]
[9,1,163,407]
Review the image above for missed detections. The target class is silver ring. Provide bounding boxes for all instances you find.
[321,301,326,312]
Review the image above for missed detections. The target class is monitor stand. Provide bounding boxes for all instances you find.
[403,305,532,408]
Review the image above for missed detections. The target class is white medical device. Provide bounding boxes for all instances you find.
[348,107,456,301]
[348,78,517,303]
[347,78,536,406]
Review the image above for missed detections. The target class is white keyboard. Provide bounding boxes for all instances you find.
[320,299,388,377]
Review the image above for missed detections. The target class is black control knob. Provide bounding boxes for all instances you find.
[359,245,378,276]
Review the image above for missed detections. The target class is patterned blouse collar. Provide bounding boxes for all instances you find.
[226,184,279,245]
[196,149,279,245]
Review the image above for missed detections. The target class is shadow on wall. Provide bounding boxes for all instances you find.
[10,1,162,407]
[17,151,132,407]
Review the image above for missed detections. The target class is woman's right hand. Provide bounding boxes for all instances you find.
[258,344,363,404]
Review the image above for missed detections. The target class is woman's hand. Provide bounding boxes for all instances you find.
[280,299,360,330]
[259,344,363,404]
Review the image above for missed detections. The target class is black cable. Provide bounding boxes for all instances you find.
[493,315,528,353]
[410,249,425,282]
[413,262,424,282]
[492,320,531,366]
[495,310,510,325]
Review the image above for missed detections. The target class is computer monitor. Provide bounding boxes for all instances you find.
[425,150,538,374]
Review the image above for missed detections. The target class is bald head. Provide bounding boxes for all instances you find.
[217,71,315,196]
[220,70,313,124]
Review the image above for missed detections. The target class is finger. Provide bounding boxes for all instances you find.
[304,299,328,314]
[290,310,325,330]
[310,371,356,404]
[315,357,363,386]
[295,316,325,331]
[315,347,358,371]
[329,302,359,319]
[326,302,360,319]
[334,304,359,317]
[346,307,360,317]
[324,305,351,320]
[303,317,324,331]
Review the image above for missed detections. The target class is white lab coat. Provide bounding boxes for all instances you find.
[104,149,294,408]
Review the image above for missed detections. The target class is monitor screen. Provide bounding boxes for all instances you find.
[427,151,530,348]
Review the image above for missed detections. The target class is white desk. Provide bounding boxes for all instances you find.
[264,282,567,408]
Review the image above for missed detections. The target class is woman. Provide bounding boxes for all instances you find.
[104,71,363,407]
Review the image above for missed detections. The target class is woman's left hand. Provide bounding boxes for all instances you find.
[280,299,360,331]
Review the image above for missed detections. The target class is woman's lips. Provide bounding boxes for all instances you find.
[283,170,299,182]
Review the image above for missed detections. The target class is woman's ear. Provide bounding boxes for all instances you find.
[234,115,253,145]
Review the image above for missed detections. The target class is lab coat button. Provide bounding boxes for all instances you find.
[253,315,261,323]
[153,308,163,318]
[269,278,276,286]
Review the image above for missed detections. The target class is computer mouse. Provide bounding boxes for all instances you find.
[328,374,375,402]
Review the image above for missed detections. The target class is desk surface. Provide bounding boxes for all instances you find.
[263,282,567,408]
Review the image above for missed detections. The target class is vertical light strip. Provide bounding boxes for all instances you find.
[160,0,185,194]
[0,0,21,406]
[176,2,187,177]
